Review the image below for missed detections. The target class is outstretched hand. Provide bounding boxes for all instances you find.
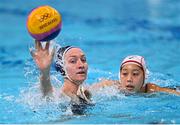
[30,40,55,74]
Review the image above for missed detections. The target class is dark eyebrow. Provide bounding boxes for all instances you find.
[80,54,86,58]
[133,69,141,72]
[80,54,85,56]
[68,56,77,58]
[121,69,128,71]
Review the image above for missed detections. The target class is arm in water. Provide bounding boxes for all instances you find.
[30,40,55,96]
[145,83,180,95]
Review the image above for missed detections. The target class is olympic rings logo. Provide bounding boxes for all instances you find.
[39,13,51,22]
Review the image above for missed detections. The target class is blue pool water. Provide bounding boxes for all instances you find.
[0,0,180,124]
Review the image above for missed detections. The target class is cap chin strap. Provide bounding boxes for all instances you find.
[64,73,83,86]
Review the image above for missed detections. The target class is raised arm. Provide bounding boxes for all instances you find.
[30,40,55,96]
[145,83,180,95]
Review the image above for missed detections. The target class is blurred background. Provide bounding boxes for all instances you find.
[0,0,180,80]
[0,0,180,123]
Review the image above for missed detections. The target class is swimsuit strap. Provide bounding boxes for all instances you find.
[77,86,91,104]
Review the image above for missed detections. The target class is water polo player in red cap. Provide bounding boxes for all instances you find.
[94,55,180,95]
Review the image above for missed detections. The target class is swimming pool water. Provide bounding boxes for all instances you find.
[0,0,180,124]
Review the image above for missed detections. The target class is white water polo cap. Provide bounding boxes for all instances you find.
[120,55,149,79]
[55,46,75,76]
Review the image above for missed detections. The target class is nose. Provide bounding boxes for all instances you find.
[127,74,133,83]
[77,59,85,68]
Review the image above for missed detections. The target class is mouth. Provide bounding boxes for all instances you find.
[125,85,135,91]
[76,71,86,75]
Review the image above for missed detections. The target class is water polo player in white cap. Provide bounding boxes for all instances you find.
[94,55,180,95]
[30,40,92,114]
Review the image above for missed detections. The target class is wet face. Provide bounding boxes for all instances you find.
[64,48,88,84]
[120,64,144,92]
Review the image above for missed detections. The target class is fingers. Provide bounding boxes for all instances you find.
[29,47,36,59]
[50,47,55,61]
[45,42,50,53]
[35,39,43,51]
[35,40,38,50]
[38,41,43,50]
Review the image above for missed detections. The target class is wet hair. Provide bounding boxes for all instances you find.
[55,46,73,76]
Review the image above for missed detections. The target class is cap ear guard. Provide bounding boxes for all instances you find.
[138,56,149,79]
[55,61,66,76]
[55,46,71,76]
[145,68,149,79]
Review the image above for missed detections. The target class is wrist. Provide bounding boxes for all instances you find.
[40,70,50,78]
[40,72,50,83]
